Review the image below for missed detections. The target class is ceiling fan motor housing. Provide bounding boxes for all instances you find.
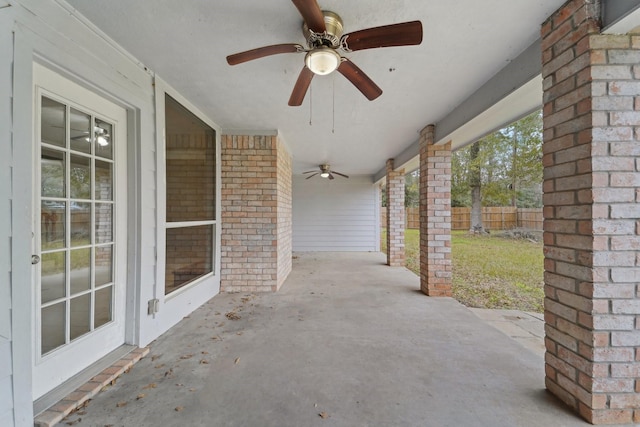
[303,11,344,48]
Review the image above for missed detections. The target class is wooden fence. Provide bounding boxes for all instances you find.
[383,207,543,231]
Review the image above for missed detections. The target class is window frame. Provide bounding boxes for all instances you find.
[154,79,221,302]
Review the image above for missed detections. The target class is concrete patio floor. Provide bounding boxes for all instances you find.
[59,252,593,427]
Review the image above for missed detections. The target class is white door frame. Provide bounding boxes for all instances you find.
[31,63,128,399]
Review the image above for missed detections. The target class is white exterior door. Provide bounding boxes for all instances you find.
[32,64,128,399]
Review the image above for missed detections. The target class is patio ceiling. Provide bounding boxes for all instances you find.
[62,1,575,177]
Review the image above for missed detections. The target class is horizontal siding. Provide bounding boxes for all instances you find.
[293,176,378,252]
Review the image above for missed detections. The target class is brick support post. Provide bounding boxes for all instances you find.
[220,135,292,292]
[542,1,640,424]
[419,125,452,296]
[386,159,405,266]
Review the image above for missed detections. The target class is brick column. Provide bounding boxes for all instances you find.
[542,1,640,424]
[220,135,292,292]
[386,159,405,266]
[419,125,452,296]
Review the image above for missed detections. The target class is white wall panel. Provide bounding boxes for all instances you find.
[0,9,13,426]
[0,371,12,417]
[293,176,379,251]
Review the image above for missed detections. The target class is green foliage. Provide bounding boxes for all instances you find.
[451,111,543,208]
[380,170,420,208]
[404,170,419,207]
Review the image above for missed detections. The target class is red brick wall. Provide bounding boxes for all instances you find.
[220,135,292,292]
[542,1,640,424]
[419,125,452,297]
[386,159,405,267]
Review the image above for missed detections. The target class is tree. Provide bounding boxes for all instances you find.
[451,110,543,209]
[469,141,483,232]
[405,170,419,207]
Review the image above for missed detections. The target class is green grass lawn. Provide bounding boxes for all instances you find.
[383,229,544,312]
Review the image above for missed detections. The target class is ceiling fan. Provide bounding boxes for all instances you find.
[226,0,423,106]
[303,164,349,180]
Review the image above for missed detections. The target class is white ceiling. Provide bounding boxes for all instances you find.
[64,0,567,176]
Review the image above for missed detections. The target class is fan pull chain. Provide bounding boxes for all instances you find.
[309,83,313,126]
[332,73,335,134]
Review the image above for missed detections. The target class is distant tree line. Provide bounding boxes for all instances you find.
[381,111,543,216]
[452,111,543,209]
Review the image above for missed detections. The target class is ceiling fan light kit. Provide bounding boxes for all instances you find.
[305,47,341,75]
[226,0,423,106]
[303,164,349,180]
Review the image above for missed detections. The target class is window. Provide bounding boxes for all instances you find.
[164,94,216,295]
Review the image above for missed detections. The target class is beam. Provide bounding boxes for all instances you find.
[602,0,640,32]
[374,39,541,183]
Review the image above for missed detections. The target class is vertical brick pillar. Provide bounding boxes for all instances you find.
[276,140,293,289]
[542,1,640,424]
[220,135,292,292]
[386,159,405,266]
[419,125,452,296]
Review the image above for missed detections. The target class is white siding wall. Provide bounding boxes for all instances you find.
[0,9,14,426]
[293,176,380,251]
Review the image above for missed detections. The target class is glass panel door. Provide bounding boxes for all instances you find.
[40,95,116,355]
[33,63,127,399]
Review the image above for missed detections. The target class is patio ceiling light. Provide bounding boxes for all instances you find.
[320,172,330,178]
[305,47,341,76]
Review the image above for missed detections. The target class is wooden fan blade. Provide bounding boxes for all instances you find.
[342,21,423,52]
[302,170,318,174]
[305,172,319,179]
[291,0,326,33]
[337,59,382,101]
[332,171,349,179]
[289,66,315,106]
[227,44,303,65]
[328,173,335,180]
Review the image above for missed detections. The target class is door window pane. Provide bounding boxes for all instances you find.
[95,286,113,328]
[95,245,113,286]
[70,294,91,341]
[41,148,65,198]
[165,95,216,222]
[95,118,113,160]
[71,202,91,246]
[95,203,113,244]
[41,201,66,250]
[70,248,91,294]
[41,252,66,303]
[70,154,91,199]
[42,302,66,354]
[70,108,92,154]
[165,225,213,294]
[95,160,113,201]
[41,97,66,147]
